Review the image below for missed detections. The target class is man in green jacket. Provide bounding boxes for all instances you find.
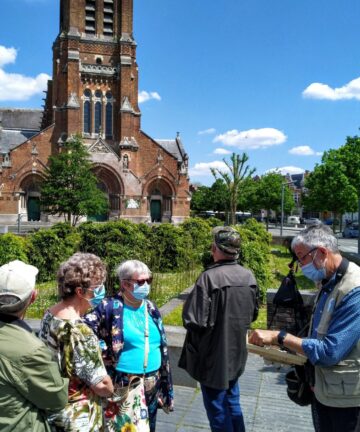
[0,260,69,432]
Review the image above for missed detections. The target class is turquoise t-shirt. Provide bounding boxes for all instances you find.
[116,302,161,374]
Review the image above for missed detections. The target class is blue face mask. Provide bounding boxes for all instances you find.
[88,284,106,308]
[133,282,150,300]
[301,262,326,282]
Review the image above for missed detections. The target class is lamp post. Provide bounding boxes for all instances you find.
[280,181,294,237]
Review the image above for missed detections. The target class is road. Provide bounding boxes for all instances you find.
[267,225,359,254]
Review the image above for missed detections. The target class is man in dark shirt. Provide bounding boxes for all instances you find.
[179,227,259,432]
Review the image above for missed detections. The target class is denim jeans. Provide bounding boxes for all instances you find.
[201,379,246,432]
[312,397,360,432]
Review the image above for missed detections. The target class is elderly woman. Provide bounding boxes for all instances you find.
[85,259,174,432]
[39,252,114,432]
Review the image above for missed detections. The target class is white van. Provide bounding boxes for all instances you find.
[287,216,300,225]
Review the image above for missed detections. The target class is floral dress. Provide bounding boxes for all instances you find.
[39,310,108,432]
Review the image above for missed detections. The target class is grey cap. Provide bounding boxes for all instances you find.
[213,226,241,256]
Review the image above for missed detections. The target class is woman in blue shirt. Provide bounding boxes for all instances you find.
[85,259,173,432]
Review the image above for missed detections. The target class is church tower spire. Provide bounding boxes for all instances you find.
[46,0,140,151]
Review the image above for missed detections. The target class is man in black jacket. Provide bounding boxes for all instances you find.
[179,226,259,432]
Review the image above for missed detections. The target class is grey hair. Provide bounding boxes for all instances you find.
[57,252,106,300]
[291,224,339,254]
[116,260,151,282]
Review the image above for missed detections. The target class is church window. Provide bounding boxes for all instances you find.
[95,101,102,134]
[103,0,114,36]
[83,90,92,134]
[84,101,91,134]
[85,0,96,35]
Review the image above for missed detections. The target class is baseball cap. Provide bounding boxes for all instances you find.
[213,226,241,256]
[0,260,38,309]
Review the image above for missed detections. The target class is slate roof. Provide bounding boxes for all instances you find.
[0,109,42,153]
[155,135,188,162]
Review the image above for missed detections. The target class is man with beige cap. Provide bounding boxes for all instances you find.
[0,260,69,432]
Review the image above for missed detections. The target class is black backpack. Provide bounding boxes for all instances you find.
[270,264,308,335]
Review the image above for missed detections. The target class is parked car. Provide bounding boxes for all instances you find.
[287,216,300,225]
[342,224,359,238]
[304,217,322,226]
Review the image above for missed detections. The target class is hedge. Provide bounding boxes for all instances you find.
[0,218,272,300]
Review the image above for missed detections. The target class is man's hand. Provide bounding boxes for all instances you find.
[248,329,279,346]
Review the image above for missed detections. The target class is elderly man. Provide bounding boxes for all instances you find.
[250,224,360,432]
[0,260,69,432]
[179,226,259,432]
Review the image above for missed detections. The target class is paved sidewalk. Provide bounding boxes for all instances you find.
[157,353,314,432]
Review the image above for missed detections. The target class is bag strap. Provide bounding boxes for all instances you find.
[143,301,149,372]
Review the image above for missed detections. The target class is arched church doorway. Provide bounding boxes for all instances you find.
[19,174,44,221]
[90,166,122,221]
[145,179,174,223]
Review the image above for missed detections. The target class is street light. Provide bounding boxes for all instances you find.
[280,181,294,237]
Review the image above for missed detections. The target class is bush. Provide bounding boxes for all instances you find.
[78,220,153,292]
[0,233,28,265]
[27,224,80,282]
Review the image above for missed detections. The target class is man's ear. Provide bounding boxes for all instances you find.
[29,289,38,305]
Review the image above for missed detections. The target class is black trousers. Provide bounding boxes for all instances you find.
[312,397,360,432]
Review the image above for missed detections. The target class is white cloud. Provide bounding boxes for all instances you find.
[198,128,216,135]
[138,90,161,104]
[0,46,17,68]
[213,148,231,155]
[189,160,229,177]
[289,146,323,156]
[213,127,287,149]
[266,166,305,175]
[303,77,360,101]
[0,45,50,101]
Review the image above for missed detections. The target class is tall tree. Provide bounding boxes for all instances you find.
[303,158,357,231]
[211,152,256,225]
[41,135,108,226]
[256,173,295,230]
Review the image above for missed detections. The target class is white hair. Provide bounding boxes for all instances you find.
[116,260,151,281]
[291,224,339,254]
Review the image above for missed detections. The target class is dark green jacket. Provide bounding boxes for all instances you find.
[0,315,69,432]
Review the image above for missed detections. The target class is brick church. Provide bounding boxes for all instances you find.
[0,0,190,224]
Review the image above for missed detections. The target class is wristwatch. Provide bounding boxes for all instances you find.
[277,330,287,347]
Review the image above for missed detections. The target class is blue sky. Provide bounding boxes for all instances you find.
[1,0,360,185]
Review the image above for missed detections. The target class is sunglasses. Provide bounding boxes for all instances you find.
[126,277,153,286]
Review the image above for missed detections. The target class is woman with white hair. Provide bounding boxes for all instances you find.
[85,259,174,432]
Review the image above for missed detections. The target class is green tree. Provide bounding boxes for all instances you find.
[303,159,357,230]
[211,152,256,225]
[41,135,108,226]
[256,173,294,230]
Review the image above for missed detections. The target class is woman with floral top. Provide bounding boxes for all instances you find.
[39,252,114,432]
[85,259,174,432]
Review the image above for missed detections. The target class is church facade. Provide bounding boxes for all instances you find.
[0,0,190,224]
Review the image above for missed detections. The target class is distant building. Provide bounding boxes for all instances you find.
[0,0,190,224]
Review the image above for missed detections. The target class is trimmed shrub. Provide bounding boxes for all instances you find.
[78,220,153,292]
[0,233,28,265]
[27,224,80,282]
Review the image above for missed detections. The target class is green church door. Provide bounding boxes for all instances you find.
[27,197,41,221]
[150,200,161,222]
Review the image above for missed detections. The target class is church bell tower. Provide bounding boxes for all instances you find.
[44,0,141,150]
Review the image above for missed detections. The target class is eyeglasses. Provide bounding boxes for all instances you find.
[126,277,153,286]
[296,248,317,265]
